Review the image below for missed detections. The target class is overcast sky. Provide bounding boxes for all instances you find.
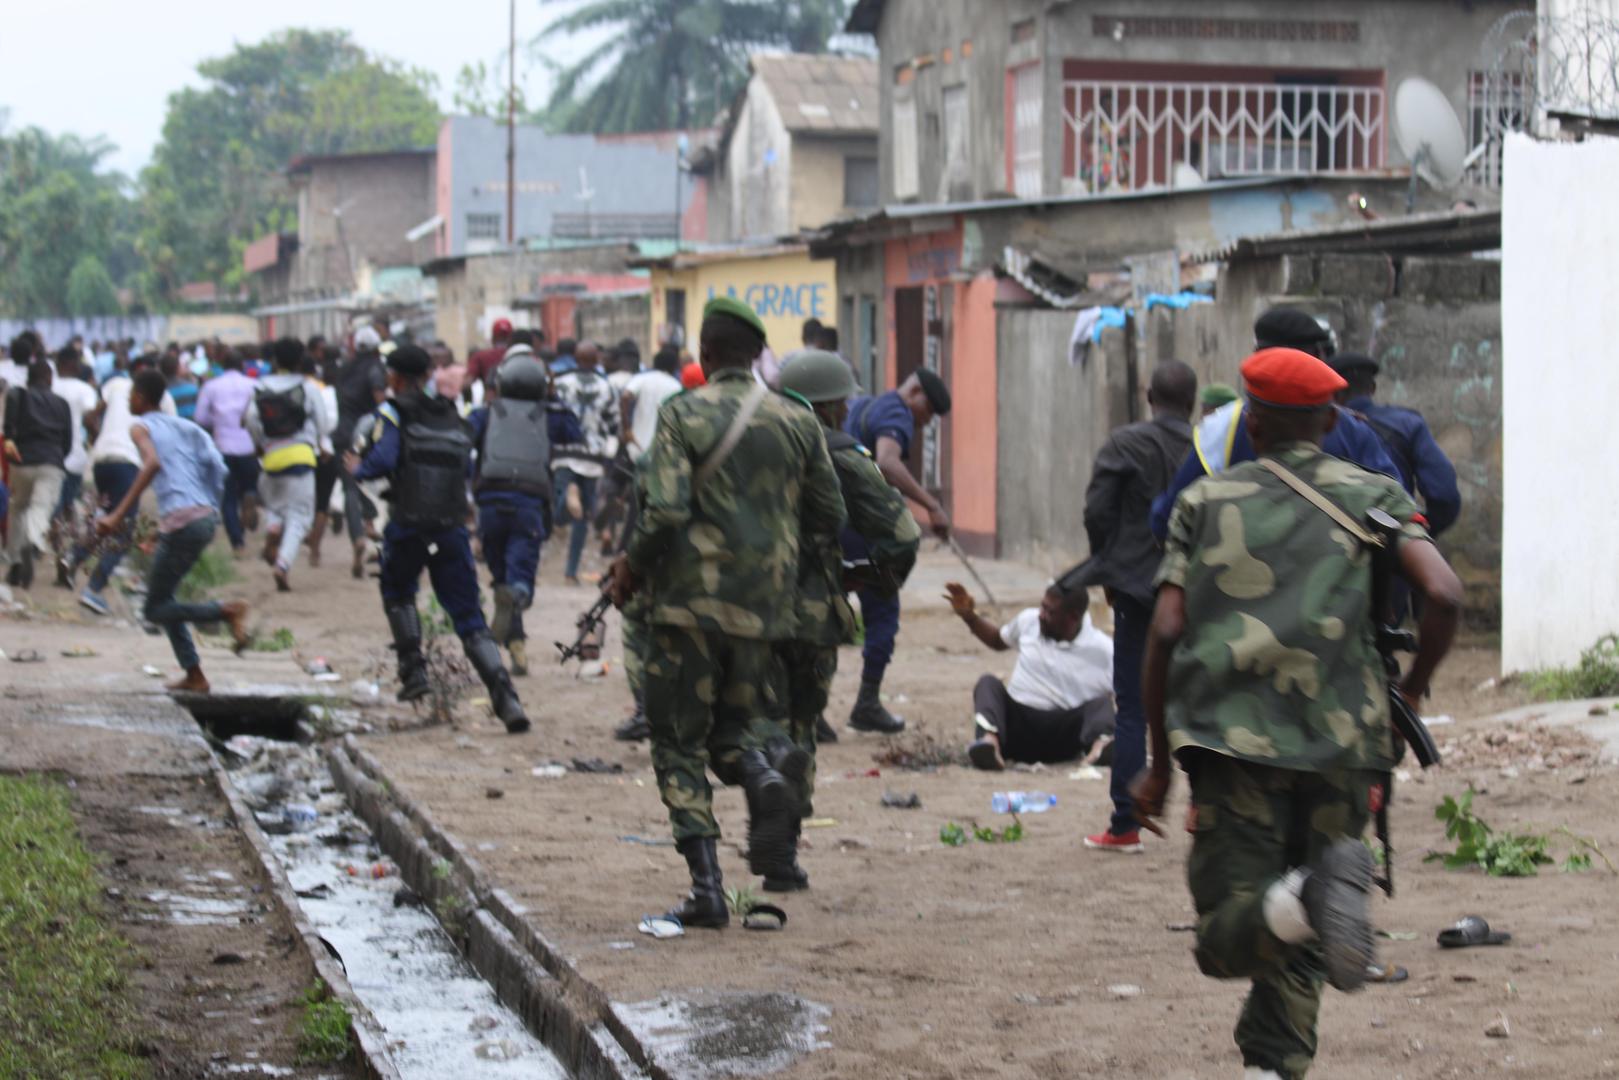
[0,0,604,177]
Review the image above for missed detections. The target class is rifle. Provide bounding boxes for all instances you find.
[1366,507,1441,898]
[841,557,898,594]
[555,587,612,664]
[1367,508,1441,770]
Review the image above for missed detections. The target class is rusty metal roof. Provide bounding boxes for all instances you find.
[751,53,878,135]
[1189,208,1500,262]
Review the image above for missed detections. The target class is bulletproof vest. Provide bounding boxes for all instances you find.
[477,398,552,498]
[393,394,472,529]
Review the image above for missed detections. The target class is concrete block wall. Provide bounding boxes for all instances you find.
[1155,253,1504,619]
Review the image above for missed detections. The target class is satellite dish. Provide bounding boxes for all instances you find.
[1394,77,1469,188]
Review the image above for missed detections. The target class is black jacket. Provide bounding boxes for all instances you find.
[4,386,72,469]
[1079,414,1192,607]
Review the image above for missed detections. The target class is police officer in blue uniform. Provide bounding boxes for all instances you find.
[840,367,951,735]
[467,345,584,677]
[345,344,529,734]
[1149,307,1401,539]
[1330,351,1461,536]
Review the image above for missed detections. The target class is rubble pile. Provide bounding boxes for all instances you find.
[1436,721,1606,774]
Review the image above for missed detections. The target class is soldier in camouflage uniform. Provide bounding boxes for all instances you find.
[767,349,921,891]
[1132,348,1462,1079]
[608,297,846,929]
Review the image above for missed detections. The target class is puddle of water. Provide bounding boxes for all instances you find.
[141,889,254,926]
[616,991,829,1078]
[223,736,566,1080]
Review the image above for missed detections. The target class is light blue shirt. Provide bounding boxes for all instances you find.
[138,412,226,519]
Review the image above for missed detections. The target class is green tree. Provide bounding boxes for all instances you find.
[65,256,120,316]
[0,124,132,315]
[454,59,531,119]
[136,29,443,302]
[535,0,852,133]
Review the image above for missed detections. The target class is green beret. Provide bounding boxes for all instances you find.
[1200,383,1239,408]
[702,296,767,342]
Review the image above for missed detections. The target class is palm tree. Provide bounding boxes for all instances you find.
[535,0,851,132]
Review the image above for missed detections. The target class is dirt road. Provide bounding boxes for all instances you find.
[8,534,1617,1078]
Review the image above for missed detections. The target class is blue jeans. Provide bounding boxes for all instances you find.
[551,467,598,580]
[55,471,85,521]
[220,453,260,549]
[478,496,547,641]
[144,514,226,672]
[1108,594,1151,836]
[71,462,139,591]
[377,522,487,640]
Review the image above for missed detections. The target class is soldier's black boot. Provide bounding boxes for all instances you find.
[815,715,839,744]
[614,693,650,741]
[385,604,431,703]
[763,738,812,892]
[738,749,797,880]
[464,631,531,734]
[666,836,728,929]
[849,678,905,734]
[1301,839,1376,992]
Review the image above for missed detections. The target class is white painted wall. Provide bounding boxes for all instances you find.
[1501,132,1619,673]
[725,79,792,241]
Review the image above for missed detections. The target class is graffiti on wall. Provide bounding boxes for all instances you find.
[705,282,828,321]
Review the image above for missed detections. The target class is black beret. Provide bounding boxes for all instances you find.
[386,344,432,376]
[1254,306,1332,351]
[1329,351,1380,377]
[914,367,951,417]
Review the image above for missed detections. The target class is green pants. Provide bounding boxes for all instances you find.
[644,625,789,842]
[1184,751,1375,1080]
[623,603,648,702]
[778,641,837,815]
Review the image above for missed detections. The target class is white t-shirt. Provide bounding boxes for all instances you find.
[624,368,682,461]
[92,377,176,466]
[999,608,1114,712]
[53,377,100,475]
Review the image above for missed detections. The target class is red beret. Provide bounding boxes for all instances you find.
[492,318,513,338]
[1240,347,1347,409]
[680,361,707,389]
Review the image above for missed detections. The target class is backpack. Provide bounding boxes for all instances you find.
[256,382,307,440]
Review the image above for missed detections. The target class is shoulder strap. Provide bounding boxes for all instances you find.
[825,429,859,452]
[1256,458,1381,547]
[693,382,769,493]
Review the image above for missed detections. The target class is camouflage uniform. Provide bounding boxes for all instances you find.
[1157,444,1425,1079]
[627,368,845,842]
[784,410,921,812]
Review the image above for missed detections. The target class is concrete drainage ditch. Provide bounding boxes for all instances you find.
[184,700,568,1079]
[184,695,831,1080]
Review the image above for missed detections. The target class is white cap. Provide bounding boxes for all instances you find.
[354,326,382,351]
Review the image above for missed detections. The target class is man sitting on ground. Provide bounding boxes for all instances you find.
[946,580,1116,770]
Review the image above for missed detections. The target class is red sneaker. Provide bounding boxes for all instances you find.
[1083,830,1144,854]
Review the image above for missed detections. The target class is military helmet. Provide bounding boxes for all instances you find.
[779,348,859,403]
[495,352,549,401]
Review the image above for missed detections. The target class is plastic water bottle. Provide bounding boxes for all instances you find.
[991,791,1056,814]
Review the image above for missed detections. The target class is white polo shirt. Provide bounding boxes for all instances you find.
[999,608,1114,712]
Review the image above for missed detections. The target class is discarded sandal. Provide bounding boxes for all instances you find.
[1437,915,1512,949]
[1364,962,1410,984]
[741,903,788,931]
